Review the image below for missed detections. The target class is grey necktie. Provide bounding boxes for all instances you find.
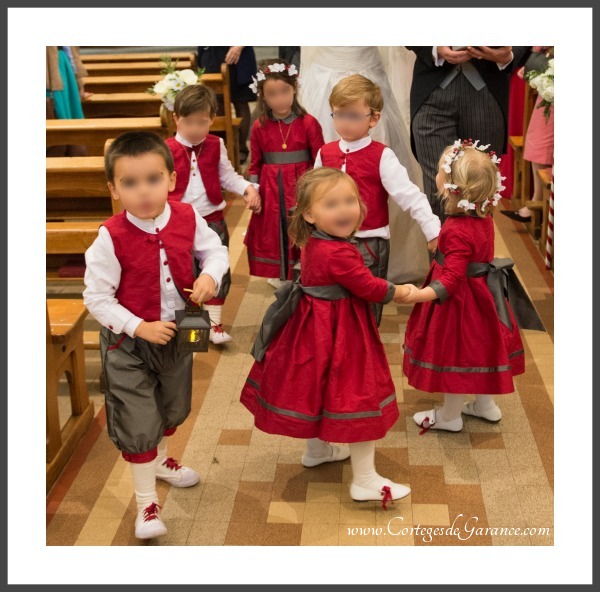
[439,60,486,91]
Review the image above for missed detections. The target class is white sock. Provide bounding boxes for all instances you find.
[156,438,167,466]
[349,440,388,491]
[439,394,465,422]
[305,438,331,458]
[474,395,497,413]
[130,459,158,513]
[204,304,222,328]
[267,278,282,289]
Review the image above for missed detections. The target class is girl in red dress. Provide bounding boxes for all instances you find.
[244,60,324,285]
[400,140,543,433]
[241,168,411,507]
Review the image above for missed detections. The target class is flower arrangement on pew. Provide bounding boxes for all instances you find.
[148,55,205,111]
[525,49,554,122]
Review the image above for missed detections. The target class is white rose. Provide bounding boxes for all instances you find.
[269,63,285,72]
[541,85,554,103]
[179,69,198,86]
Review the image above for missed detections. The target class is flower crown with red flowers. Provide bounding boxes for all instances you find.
[249,62,299,94]
[442,138,506,213]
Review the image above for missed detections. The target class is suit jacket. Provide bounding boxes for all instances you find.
[407,46,531,154]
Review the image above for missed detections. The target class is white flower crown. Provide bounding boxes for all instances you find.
[249,62,299,94]
[442,139,506,213]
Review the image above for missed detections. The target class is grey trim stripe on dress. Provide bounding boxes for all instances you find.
[403,345,521,373]
[246,378,397,420]
[263,150,311,165]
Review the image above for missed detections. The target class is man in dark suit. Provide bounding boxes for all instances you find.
[407,46,531,221]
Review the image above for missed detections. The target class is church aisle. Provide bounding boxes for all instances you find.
[46,198,554,547]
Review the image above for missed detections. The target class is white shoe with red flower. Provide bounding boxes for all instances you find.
[135,502,167,539]
[209,323,233,345]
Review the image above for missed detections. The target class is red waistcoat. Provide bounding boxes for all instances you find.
[103,201,197,322]
[166,134,223,205]
[320,140,389,230]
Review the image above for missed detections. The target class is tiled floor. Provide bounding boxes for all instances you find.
[47,198,554,546]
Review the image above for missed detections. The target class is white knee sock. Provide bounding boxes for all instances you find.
[130,459,158,513]
[305,438,331,458]
[474,394,497,412]
[204,304,222,327]
[349,440,387,490]
[156,438,167,466]
[440,394,466,422]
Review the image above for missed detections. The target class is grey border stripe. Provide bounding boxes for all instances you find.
[403,345,520,373]
[248,255,299,265]
[246,379,397,421]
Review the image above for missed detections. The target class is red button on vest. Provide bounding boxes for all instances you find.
[166,277,172,283]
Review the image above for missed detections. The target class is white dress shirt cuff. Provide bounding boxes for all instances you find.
[432,46,445,67]
[421,220,442,243]
[497,52,514,70]
[123,315,144,338]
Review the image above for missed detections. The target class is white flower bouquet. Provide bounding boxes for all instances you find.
[525,53,554,122]
[148,56,205,111]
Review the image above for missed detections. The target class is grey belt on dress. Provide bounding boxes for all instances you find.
[251,280,351,362]
[433,250,545,332]
[262,150,311,165]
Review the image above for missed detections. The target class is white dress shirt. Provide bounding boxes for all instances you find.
[83,202,230,338]
[314,136,440,242]
[432,46,514,70]
[175,133,251,217]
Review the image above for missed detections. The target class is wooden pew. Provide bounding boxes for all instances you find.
[82,93,161,118]
[84,60,192,77]
[46,156,112,220]
[83,72,223,95]
[46,221,101,255]
[46,117,166,156]
[81,51,193,63]
[537,167,553,257]
[46,300,95,493]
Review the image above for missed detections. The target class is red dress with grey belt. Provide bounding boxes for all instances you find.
[240,231,400,443]
[403,214,525,394]
[244,113,324,279]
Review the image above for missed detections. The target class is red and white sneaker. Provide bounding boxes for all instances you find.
[135,502,167,539]
[156,457,201,488]
[209,323,233,345]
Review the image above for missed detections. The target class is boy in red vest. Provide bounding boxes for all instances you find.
[315,74,441,325]
[165,84,261,345]
[83,132,229,539]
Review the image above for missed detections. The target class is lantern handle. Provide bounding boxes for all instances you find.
[183,288,204,309]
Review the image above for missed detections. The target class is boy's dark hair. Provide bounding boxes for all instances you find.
[173,84,218,118]
[105,131,174,182]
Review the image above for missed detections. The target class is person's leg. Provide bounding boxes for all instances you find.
[348,440,411,504]
[412,81,461,223]
[462,394,502,421]
[233,100,251,161]
[302,438,350,468]
[413,394,465,432]
[518,161,544,217]
[354,237,390,326]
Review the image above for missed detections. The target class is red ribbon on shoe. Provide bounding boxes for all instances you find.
[381,486,394,511]
[143,502,162,522]
[163,457,182,471]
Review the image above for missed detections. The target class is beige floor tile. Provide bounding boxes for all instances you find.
[339,502,378,526]
[300,523,339,545]
[305,482,343,503]
[512,465,551,489]
[74,539,114,546]
[408,446,443,466]
[77,517,123,541]
[267,501,305,524]
[471,449,511,469]
[87,496,131,519]
[411,504,450,526]
[303,502,341,524]
[492,533,532,546]
[186,521,230,546]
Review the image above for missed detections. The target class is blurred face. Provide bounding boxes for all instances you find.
[331,99,381,142]
[262,79,295,118]
[302,178,361,238]
[108,153,176,220]
[173,110,214,145]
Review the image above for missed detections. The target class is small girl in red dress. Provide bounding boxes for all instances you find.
[241,168,411,507]
[400,139,544,433]
[244,60,324,286]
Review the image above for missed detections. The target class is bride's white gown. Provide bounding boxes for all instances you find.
[299,46,429,284]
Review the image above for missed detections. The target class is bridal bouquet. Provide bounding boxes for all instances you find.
[525,54,554,122]
[148,56,205,111]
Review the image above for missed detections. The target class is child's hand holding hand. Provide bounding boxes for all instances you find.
[190,274,217,305]
[427,238,438,254]
[394,284,415,304]
[244,186,262,214]
[134,321,177,345]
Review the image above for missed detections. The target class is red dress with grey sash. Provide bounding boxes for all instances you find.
[244,113,324,279]
[240,231,399,442]
[403,214,526,394]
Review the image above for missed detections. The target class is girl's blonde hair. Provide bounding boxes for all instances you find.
[255,59,307,125]
[288,168,367,248]
[437,145,499,217]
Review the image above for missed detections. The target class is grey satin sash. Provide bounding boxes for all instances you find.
[251,280,351,362]
[434,250,545,332]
